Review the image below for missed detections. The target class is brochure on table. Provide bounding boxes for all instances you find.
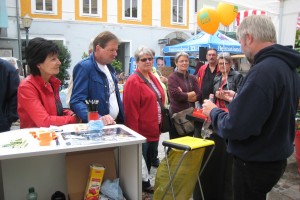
[0,124,146,160]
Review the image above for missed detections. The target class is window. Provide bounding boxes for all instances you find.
[81,0,102,16]
[32,0,57,14]
[123,0,140,20]
[172,0,186,24]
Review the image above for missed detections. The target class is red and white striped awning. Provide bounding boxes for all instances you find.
[297,16,300,30]
[235,10,267,26]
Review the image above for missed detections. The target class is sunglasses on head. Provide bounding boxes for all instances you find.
[140,57,153,62]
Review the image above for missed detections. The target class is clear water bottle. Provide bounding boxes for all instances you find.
[26,187,37,200]
[201,94,214,139]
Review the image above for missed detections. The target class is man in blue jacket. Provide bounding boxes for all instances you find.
[202,15,300,200]
[0,58,20,132]
[70,31,124,124]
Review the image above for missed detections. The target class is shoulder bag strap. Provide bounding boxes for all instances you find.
[135,71,164,110]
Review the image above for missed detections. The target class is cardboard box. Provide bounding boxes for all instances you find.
[65,148,117,200]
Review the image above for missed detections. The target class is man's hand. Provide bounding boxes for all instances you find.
[100,114,116,125]
[202,99,217,117]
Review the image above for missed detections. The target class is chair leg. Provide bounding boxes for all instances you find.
[198,176,205,200]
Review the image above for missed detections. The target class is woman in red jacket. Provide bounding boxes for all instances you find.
[18,37,81,128]
[123,46,165,192]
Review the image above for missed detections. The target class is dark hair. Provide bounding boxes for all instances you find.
[156,57,166,63]
[25,37,59,76]
[206,48,217,55]
[93,31,119,51]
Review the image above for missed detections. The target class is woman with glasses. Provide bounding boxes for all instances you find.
[213,53,244,108]
[123,46,165,194]
[18,37,81,128]
[168,51,202,139]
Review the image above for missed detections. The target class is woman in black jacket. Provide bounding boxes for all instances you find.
[213,54,244,108]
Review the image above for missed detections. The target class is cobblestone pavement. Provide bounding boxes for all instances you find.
[10,123,300,200]
[148,132,300,200]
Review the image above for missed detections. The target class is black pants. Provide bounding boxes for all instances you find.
[232,157,287,200]
[193,134,233,200]
[142,141,159,172]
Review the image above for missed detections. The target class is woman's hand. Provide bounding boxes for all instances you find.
[100,114,116,125]
[72,114,82,123]
[216,89,235,102]
[187,91,197,102]
[160,76,168,84]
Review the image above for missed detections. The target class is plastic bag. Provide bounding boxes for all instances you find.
[154,148,205,200]
[142,155,150,181]
[100,178,123,200]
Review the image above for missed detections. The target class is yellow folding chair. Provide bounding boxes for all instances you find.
[154,136,215,200]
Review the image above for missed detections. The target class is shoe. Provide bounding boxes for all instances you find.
[151,160,160,168]
[143,185,154,193]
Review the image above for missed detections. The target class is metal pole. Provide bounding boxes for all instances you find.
[16,0,22,61]
[25,28,29,47]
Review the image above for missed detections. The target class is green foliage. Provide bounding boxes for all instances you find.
[82,52,89,59]
[295,30,300,48]
[112,59,123,73]
[55,42,71,84]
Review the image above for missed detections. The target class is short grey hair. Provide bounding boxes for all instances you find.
[217,54,233,65]
[237,15,277,43]
[134,46,154,61]
[175,51,189,63]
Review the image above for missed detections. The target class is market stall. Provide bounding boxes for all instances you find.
[0,124,146,199]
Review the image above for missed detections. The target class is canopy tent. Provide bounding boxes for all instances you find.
[235,10,267,26]
[163,31,242,54]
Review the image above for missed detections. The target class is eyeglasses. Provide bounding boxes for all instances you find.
[140,58,153,62]
[178,60,189,63]
[218,63,230,66]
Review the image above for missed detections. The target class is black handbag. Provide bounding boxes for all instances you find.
[160,107,171,133]
[135,72,171,133]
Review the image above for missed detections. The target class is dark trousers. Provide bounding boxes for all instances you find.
[142,141,159,172]
[232,157,287,200]
[193,134,233,200]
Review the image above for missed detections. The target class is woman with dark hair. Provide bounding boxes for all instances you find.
[18,37,81,128]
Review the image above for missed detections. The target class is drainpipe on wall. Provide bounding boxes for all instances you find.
[16,0,22,61]
[278,0,284,44]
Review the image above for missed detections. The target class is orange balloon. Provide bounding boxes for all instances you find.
[197,8,220,35]
[216,2,238,26]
